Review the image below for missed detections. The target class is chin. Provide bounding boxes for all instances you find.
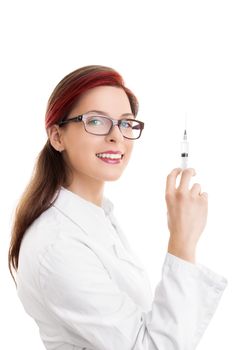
[105,175,122,182]
[102,171,124,182]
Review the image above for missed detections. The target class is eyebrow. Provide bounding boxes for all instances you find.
[87,110,135,118]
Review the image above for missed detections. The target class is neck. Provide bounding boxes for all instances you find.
[65,174,105,207]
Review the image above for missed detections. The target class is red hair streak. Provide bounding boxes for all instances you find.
[45,66,138,129]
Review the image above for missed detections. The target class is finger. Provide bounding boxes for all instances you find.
[166,168,183,194]
[178,168,196,192]
[190,183,201,196]
[200,192,208,200]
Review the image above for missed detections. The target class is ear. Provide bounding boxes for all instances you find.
[48,125,65,152]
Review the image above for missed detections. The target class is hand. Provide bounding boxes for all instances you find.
[165,168,208,263]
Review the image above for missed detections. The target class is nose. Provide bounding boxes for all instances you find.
[105,124,124,142]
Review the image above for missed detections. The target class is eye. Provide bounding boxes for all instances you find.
[87,116,104,126]
[120,120,132,128]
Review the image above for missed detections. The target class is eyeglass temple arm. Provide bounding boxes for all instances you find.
[58,115,83,126]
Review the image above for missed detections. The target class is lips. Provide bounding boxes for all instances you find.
[95,150,124,159]
[95,150,124,165]
[96,150,123,155]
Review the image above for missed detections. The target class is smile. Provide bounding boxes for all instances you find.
[96,152,124,164]
[96,153,123,159]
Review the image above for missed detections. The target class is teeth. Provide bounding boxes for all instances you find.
[96,153,122,159]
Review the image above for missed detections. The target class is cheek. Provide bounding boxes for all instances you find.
[63,135,98,167]
[68,145,93,165]
[121,143,133,167]
[125,142,134,157]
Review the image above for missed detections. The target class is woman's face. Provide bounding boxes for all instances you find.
[51,85,135,184]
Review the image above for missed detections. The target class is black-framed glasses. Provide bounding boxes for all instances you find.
[58,112,144,140]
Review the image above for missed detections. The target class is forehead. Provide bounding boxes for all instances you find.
[70,86,132,116]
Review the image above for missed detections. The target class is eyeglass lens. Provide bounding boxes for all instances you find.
[85,115,141,139]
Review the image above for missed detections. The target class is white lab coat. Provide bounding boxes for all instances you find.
[17,186,227,350]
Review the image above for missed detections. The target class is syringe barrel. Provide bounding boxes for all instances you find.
[180,141,189,169]
[181,141,189,154]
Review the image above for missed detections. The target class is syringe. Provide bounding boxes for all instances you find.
[180,114,189,169]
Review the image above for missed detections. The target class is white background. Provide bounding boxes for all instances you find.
[0,0,232,348]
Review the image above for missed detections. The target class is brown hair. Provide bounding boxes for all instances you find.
[8,65,139,280]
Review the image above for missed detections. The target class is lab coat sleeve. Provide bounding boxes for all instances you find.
[39,240,227,350]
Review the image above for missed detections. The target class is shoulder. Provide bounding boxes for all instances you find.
[17,188,116,286]
[20,205,62,252]
[18,202,80,274]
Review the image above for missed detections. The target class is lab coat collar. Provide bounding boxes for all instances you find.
[51,187,146,271]
[52,186,116,249]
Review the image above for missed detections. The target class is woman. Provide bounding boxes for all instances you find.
[9,65,227,350]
